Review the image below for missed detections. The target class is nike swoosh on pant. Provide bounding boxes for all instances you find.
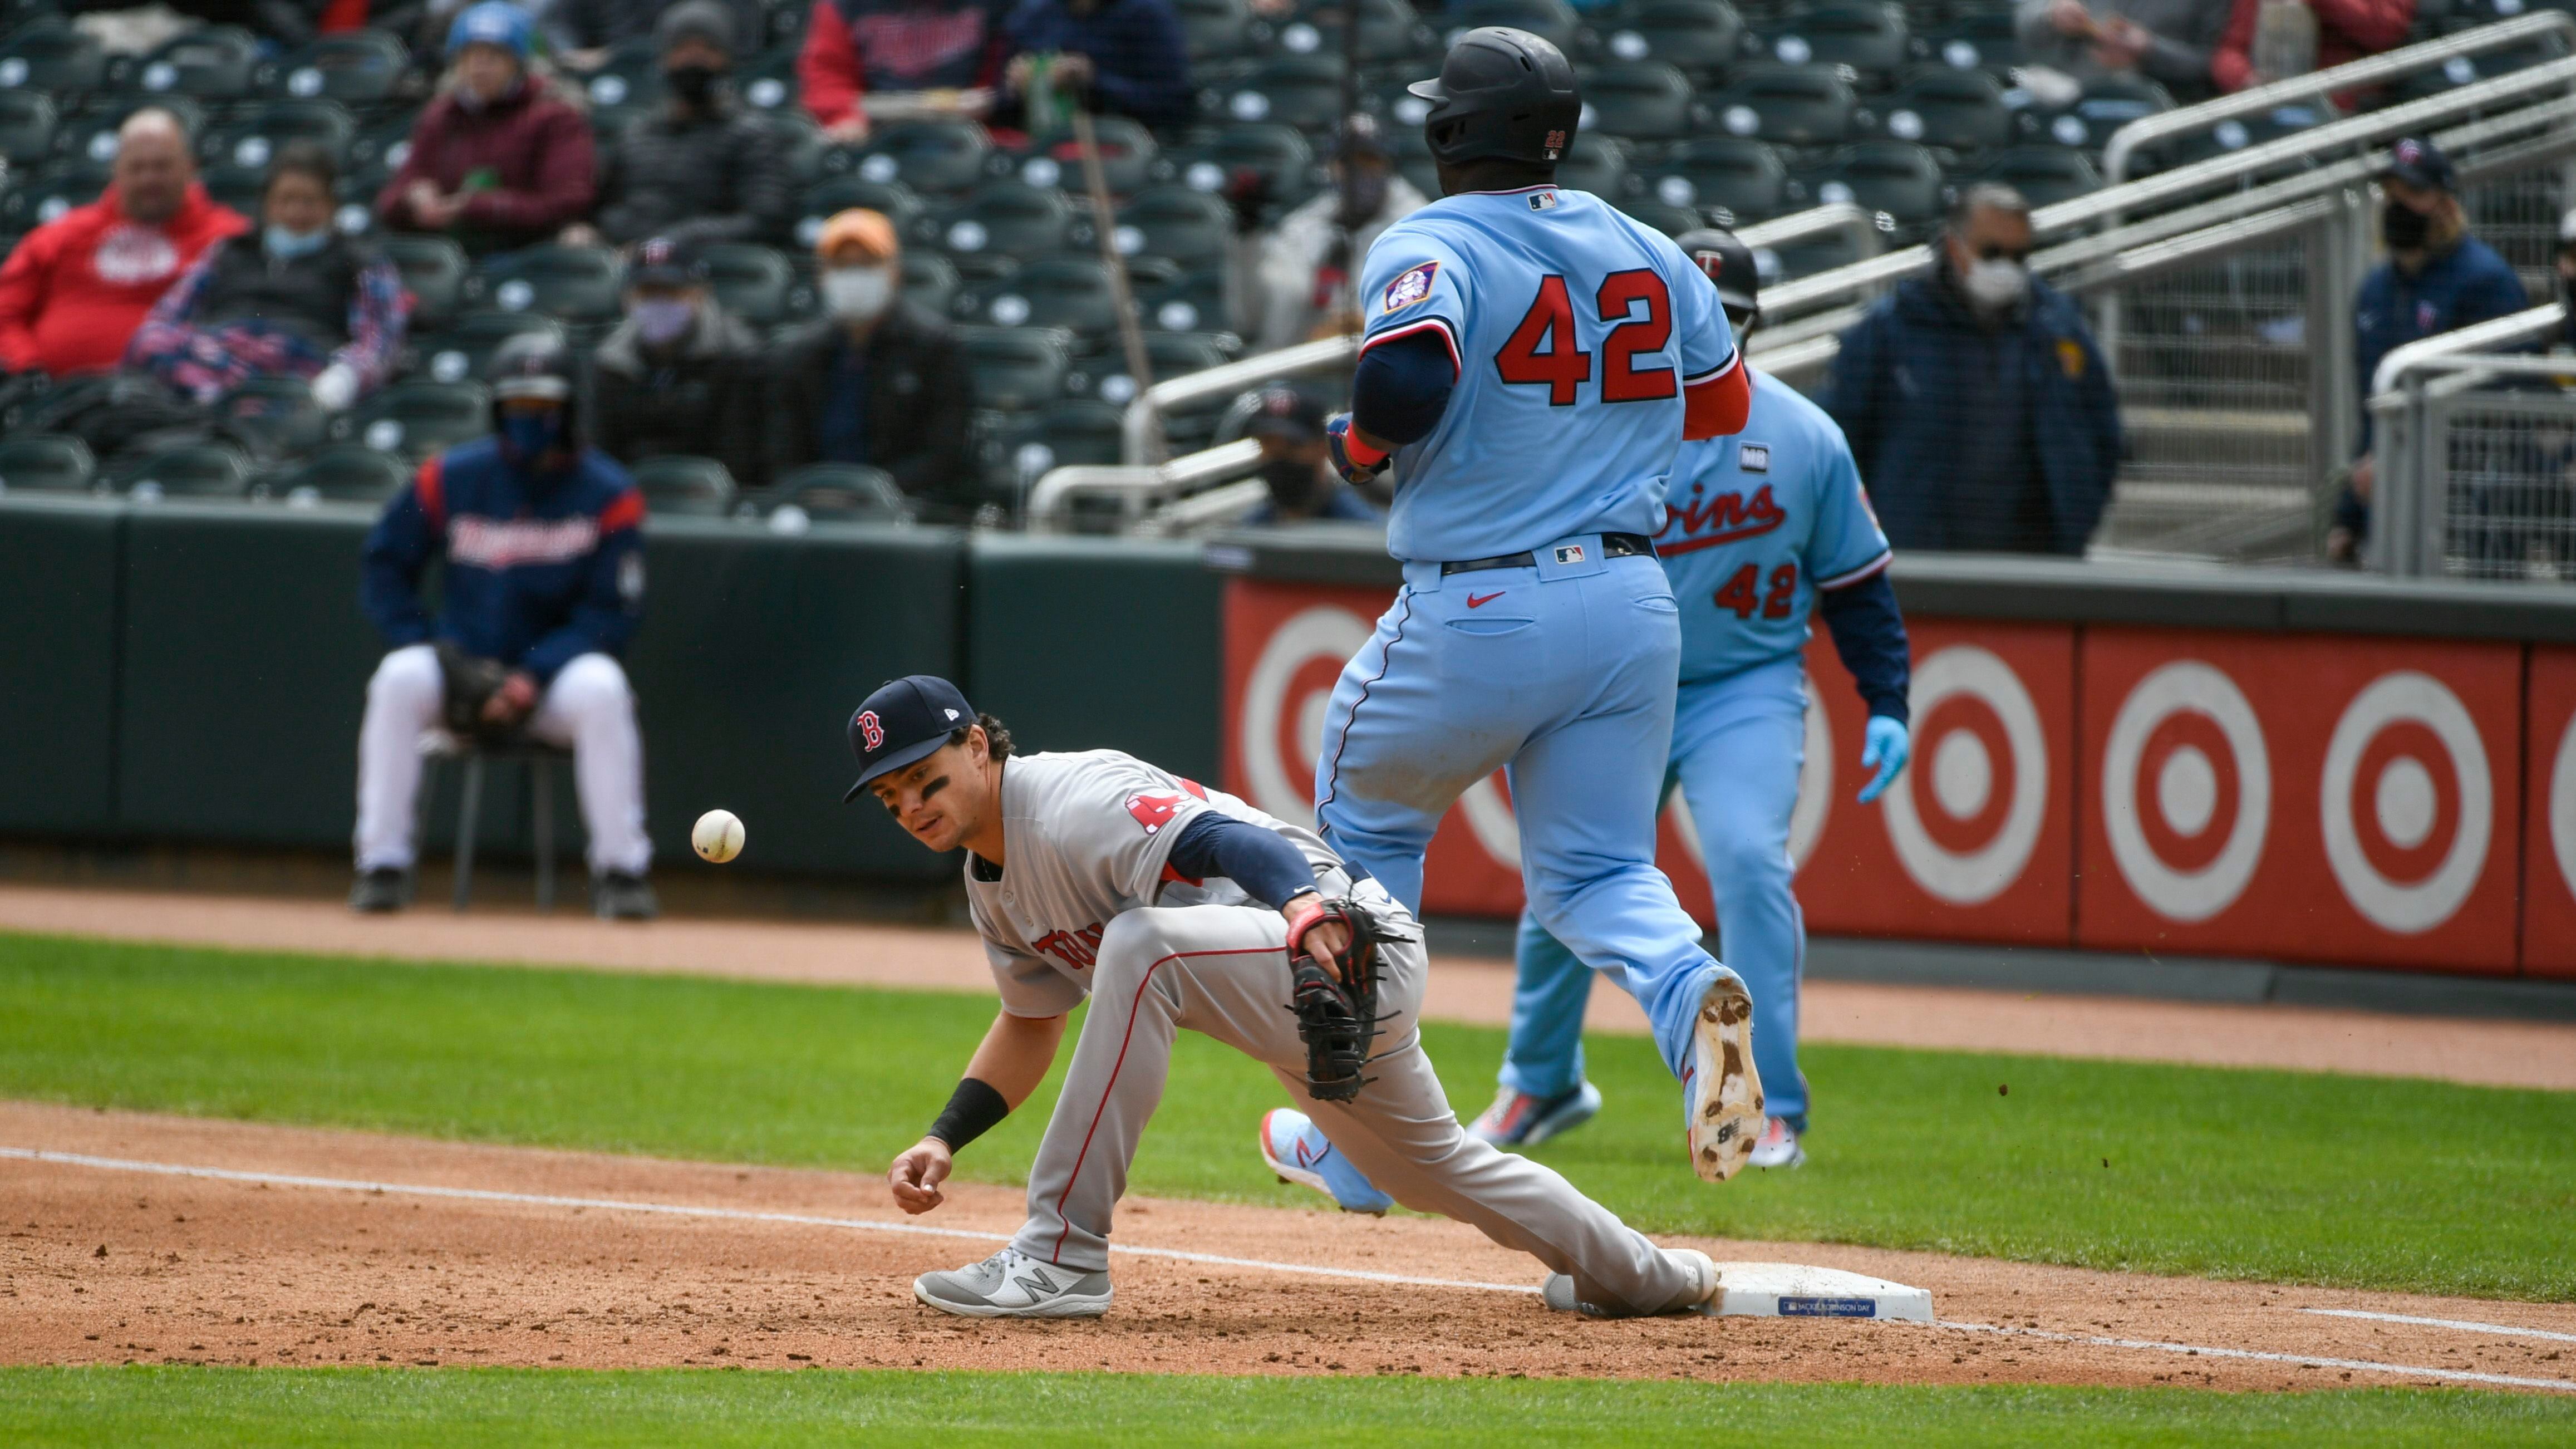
[1466,592,1505,608]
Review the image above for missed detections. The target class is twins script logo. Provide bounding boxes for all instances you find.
[1655,482,1788,557]
[855,710,885,750]
[1033,922,1105,969]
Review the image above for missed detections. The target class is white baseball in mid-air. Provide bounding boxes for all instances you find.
[692,808,745,863]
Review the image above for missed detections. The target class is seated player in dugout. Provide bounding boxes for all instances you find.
[850,675,1727,1321]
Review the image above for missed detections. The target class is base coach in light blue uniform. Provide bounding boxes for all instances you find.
[1287,27,1769,1187]
[1468,230,1915,1172]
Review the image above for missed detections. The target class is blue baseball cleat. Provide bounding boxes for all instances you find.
[1466,1081,1604,1147]
[1258,1107,1393,1216]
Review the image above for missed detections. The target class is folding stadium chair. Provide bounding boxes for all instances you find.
[0,160,106,233]
[1070,329,1237,407]
[130,25,260,101]
[773,463,913,522]
[1582,61,1697,142]
[1803,140,1945,240]
[1448,0,1582,52]
[263,442,410,505]
[934,180,1080,273]
[378,233,470,333]
[956,326,1075,412]
[1877,65,2013,155]
[411,310,564,386]
[0,90,59,168]
[795,175,927,252]
[1764,2,1908,87]
[215,377,333,460]
[1174,0,1255,61]
[471,245,626,327]
[901,249,963,317]
[117,442,255,500]
[1979,145,2102,206]
[1923,10,2022,80]
[699,242,804,330]
[204,99,358,166]
[337,380,491,461]
[735,45,802,112]
[1021,116,1160,197]
[1604,0,1748,82]
[0,434,97,493]
[1709,62,1857,150]
[1219,53,1350,130]
[1282,0,1436,66]
[0,18,107,96]
[1649,135,1790,221]
[968,256,1125,340]
[257,30,411,105]
[629,455,740,517]
[847,120,995,198]
[1555,132,1635,199]
[1115,185,1233,271]
[54,95,209,170]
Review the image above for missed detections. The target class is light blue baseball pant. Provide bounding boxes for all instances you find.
[1500,655,1813,1129]
[1311,538,1733,1083]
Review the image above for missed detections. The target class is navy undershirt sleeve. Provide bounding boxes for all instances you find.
[1164,812,1321,910]
[1351,330,1457,446]
[1817,571,1912,724]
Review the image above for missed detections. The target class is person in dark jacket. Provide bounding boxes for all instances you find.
[124,142,410,410]
[373,3,598,256]
[544,0,769,73]
[2331,137,2530,562]
[768,208,976,513]
[581,0,795,249]
[996,0,1192,131]
[587,236,769,487]
[352,332,657,921]
[1822,184,2121,556]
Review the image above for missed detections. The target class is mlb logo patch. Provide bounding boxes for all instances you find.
[1382,261,1439,314]
[1529,189,1558,211]
[1554,544,1586,564]
[1738,443,1771,473]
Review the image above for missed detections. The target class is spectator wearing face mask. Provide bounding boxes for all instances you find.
[1235,381,1383,525]
[0,108,248,378]
[375,3,597,257]
[1237,115,1428,353]
[586,236,769,488]
[766,209,975,512]
[576,0,794,250]
[1821,184,2121,555]
[2331,137,2529,562]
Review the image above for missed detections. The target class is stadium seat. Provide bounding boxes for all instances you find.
[1618,197,1705,235]
[901,248,963,317]
[53,96,209,170]
[582,43,666,133]
[1765,2,1909,86]
[0,160,109,232]
[837,120,995,198]
[965,256,1125,337]
[956,326,1074,411]
[1555,132,1635,199]
[1166,123,1318,215]
[1447,0,1582,53]
[1174,0,1255,62]
[1115,184,1234,269]
[0,433,97,493]
[128,26,261,101]
[1802,140,1945,237]
[698,242,805,329]
[204,99,358,168]
[1709,62,1858,149]
[377,234,470,334]
[411,311,566,385]
[1762,224,1871,279]
[981,397,1127,495]
[1980,145,2101,206]
[1020,117,1161,197]
[1279,0,1436,66]
[0,18,106,96]
[1876,65,2013,154]
[795,175,927,251]
[255,30,411,105]
[344,110,419,193]
[1581,61,1697,141]
[1137,270,1230,337]
[1604,0,1747,80]
[261,441,410,505]
[118,441,254,499]
[1922,10,2023,79]
[215,377,333,459]
[0,90,58,168]
[735,45,802,113]
[935,180,1080,269]
[338,379,491,461]
[1069,329,1236,407]
[774,463,913,521]
[1218,53,1350,130]
[471,245,625,326]
[1650,136,1791,222]
[630,455,739,517]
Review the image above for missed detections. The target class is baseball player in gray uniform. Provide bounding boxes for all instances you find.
[847,674,1719,1320]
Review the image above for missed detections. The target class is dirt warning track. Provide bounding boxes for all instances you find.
[4,1105,2571,1392]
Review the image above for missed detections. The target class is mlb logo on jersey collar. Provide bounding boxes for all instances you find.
[1529,189,1558,210]
[1738,443,1771,473]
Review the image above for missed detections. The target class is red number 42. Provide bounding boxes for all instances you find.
[1493,270,1678,406]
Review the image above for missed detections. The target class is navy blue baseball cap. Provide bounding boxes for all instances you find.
[2382,136,2456,193]
[843,674,976,801]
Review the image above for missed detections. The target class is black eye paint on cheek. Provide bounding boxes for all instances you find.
[919,775,951,803]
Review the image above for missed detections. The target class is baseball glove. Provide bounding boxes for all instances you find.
[434,642,517,742]
[1284,893,1414,1104]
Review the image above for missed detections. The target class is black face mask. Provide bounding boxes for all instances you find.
[1261,456,1326,513]
[666,63,721,106]
[2382,200,2434,250]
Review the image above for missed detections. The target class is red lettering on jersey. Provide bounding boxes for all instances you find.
[1654,484,1788,557]
[1125,792,1187,835]
[1033,923,1105,969]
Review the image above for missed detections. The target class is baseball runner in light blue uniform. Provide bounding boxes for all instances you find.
[1257,27,1770,1202]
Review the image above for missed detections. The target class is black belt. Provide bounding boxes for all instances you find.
[1439,532,1656,576]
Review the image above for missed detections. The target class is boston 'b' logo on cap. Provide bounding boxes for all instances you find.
[855,710,885,750]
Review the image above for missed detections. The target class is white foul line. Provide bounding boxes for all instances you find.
[2300,1308,2576,1345]
[8,1144,2573,1392]
[1939,1322,2576,1393]
[0,1147,1536,1296]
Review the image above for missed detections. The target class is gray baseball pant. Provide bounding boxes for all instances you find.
[1007,877,1700,1317]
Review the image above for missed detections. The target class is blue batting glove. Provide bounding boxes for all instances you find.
[1857,715,1910,804]
[1325,413,1390,486]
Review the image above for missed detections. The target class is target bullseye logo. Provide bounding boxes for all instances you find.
[2318,671,2491,934]
[1240,606,1373,826]
[1881,646,2047,905]
[2102,662,2270,922]
[2553,710,2576,906]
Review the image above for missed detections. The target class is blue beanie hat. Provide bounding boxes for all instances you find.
[447,1,533,60]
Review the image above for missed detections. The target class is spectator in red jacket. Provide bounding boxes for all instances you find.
[0,109,249,377]
[373,2,597,256]
[2210,0,2415,95]
[798,0,1011,142]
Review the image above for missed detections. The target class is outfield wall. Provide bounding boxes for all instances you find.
[8,495,2574,978]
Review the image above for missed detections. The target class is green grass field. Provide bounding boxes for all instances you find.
[2,1368,2573,1447]
[2,931,2570,1300]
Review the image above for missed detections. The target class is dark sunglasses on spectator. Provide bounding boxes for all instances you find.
[1969,243,2033,263]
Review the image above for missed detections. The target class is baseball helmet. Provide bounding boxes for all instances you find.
[1408,27,1581,168]
[485,330,578,427]
[1674,226,1761,320]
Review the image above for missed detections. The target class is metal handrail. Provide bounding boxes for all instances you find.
[2364,304,2567,574]
[2101,9,2576,186]
[1028,437,1264,529]
[2370,303,2569,398]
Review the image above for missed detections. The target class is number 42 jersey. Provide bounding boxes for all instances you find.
[1357,184,1739,566]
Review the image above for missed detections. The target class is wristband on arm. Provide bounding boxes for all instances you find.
[926,1076,1010,1151]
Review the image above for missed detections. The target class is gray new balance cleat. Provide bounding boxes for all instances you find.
[592,872,658,921]
[1541,1247,1720,1319]
[914,1247,1113,1319]
[348,868,410,913]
